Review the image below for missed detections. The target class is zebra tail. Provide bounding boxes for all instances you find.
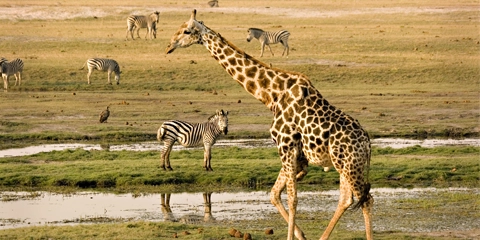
[157,127,166,141]
[79,61,87,70]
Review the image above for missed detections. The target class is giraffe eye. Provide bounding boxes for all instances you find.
[183,30,191,34]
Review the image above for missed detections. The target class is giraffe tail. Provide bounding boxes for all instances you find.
[352,182,371,210]
[352,144,372,210]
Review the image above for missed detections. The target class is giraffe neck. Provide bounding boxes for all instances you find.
[200,28,282,110]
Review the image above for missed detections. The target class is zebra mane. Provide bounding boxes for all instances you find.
[207,113,218,121]
[248,27,264,32]
[209,27,308,79]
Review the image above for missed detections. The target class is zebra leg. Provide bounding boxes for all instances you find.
[2,75,7,91]
[203,144,213,171]
[136,28,141,39]
[260,43,265,57]
[161,141,174,171]
[281,41,289,57]
[107,71,112,85]
[87,70,92,85]
[267,44,275,56]
[14,73,19,86]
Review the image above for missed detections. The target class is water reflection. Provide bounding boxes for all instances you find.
[0,188,479,234]
[0,191,273,230]
[160,193,215,224]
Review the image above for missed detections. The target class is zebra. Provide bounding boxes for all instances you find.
[125,11,160,40]
[0,58,24,91]
[207,0,219,7]
[246,28,290,57]
[80,58,121,85]
[157,109,229,171]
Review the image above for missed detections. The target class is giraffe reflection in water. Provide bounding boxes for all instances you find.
[160,192,215,224]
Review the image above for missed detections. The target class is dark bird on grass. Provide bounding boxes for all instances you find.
[208,0,219,7]
[99,106,110,123]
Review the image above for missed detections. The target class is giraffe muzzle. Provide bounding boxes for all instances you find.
[165,44,175,54]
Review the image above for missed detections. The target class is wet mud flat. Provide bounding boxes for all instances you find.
[1,188,478,238]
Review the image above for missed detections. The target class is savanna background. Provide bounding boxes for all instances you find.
[0,0,479,239]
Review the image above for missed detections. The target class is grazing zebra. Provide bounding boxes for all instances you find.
[246,28,290,57]
[157,109,229,171]
[0,58,24,91]
[207,0,219,7]
[80,58,121,85]
[125,11,160,40]
[99,106,110,123]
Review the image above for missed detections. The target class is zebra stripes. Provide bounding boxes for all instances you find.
[0,58,24,91]
[157,109,229,171]
[126,11,160,40]
[246,28,290,57]
[80,58,121,85]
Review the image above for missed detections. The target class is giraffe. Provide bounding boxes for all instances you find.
[165,10,373,240]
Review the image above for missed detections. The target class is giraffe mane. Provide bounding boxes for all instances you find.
[209,27,309,79]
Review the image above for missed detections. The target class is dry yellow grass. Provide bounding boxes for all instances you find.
[0,0,478,146]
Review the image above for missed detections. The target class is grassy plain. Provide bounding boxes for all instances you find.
[0,0,479,239]
[0,0,479,148]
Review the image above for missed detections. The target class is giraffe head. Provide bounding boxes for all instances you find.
[165,9,205,54]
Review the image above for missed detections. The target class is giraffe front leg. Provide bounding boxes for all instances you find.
[270,165,306,240]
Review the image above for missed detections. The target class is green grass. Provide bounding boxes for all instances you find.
[0,146,478,192]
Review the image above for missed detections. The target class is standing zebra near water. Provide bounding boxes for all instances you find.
[80,58,121,85]
[0,58,24,91]
[246,28,290,57]
[157,109,229,171]
[125,11,160,40]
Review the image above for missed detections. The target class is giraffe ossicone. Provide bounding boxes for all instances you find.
[166,9,374,240]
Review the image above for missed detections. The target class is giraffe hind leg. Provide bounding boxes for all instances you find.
[320,174,354,240]
[362,193,374,240]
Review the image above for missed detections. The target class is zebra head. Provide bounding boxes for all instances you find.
[209,109,229,135]
[152,11,160,23]
[246,28,263,42]
[165,9,205,54]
